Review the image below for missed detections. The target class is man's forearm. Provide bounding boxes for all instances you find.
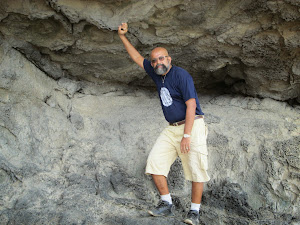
[119,35,140,60]
[184,104,196,135]
[180,98,196,153]
[118,33,144,69]
[184,98,197,135]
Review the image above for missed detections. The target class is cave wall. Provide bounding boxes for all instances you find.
[0,1,300,225]
[0,0,299,101]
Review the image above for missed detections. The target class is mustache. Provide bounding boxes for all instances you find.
[155,64,167,70]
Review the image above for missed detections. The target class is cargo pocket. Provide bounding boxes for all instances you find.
[199,153,208,170]
[188,151,210,182]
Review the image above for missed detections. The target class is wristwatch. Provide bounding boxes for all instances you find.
[183,134,191,138]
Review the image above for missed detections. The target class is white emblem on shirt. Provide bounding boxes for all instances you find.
[160,87,173,107]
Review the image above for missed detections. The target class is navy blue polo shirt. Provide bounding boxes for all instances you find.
[143,59,204,123]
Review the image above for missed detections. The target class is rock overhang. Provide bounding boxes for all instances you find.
[0,0,299,102]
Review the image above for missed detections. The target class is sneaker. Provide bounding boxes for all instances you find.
[184,210,199,225]
[148,200,175,217]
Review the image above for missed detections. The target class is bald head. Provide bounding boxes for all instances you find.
[150,47,172,66]
[151,47,169,59]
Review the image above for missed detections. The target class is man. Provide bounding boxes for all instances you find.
[118,23,210,225]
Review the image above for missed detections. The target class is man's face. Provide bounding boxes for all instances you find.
[151,49,171,75]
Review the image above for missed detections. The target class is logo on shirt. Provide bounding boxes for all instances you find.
[160,87,173,107]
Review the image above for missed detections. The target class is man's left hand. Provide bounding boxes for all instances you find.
[181,137,191,154]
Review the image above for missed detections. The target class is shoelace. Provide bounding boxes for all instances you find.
[156,200,169,209]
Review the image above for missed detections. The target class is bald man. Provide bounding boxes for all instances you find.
[118,23,210,225]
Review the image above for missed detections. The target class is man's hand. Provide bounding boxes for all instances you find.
[118,23,128,35]
[181,136,191,154]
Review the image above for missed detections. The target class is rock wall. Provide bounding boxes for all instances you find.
[1,37,300,225]
[0,0,299,101]
[0,0,300,225]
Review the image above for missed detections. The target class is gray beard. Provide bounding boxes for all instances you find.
[154,64,169,75]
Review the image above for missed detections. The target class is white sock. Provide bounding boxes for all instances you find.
[190,203,201,212]
[161,193,172,204]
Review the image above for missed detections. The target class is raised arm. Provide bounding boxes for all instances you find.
[118,23,144,69]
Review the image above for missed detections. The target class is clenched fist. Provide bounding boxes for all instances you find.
[118,23,128,35]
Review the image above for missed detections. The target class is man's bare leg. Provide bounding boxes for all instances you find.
[183,182,204,224]
[191,182,204,204]
[148,174,174,217]
[152,174,169,195]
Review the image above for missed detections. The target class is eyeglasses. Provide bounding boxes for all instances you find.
[151,56,169,64]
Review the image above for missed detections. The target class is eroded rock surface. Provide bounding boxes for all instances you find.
[1,36,300,224]
[0,1,300,224]
[0,0,299,102]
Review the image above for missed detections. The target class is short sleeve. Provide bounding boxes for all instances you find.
[144,59,154,76]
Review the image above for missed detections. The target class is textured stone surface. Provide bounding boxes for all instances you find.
[0,0,299,102]
[1,37,300,224]
[1,1,300,224]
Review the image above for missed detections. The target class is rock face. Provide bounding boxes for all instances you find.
[0,0,300,102]
[0,1,300,225]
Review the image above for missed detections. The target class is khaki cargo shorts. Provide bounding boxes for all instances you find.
[145,118,210,182]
